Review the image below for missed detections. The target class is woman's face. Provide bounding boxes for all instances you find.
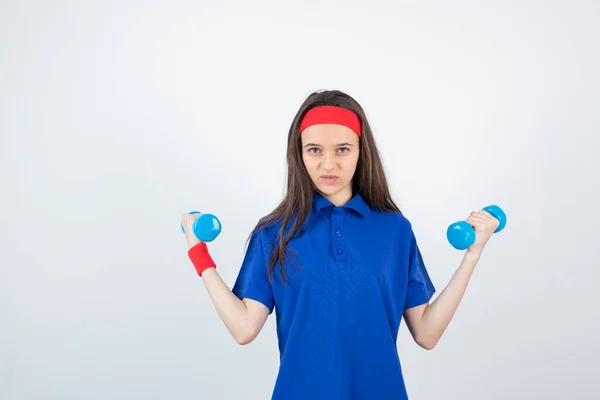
[300,124,360,205]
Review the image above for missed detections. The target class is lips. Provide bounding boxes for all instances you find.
[320,175,339,184]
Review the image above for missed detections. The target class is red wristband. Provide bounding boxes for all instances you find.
[187,242,216,277]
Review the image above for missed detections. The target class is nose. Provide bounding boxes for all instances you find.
[322,152,335,171]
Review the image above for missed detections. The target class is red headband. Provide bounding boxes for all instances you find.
[299,106,362,138]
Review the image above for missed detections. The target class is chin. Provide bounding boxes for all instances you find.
[315,181,348,196]
[316,186,336,195]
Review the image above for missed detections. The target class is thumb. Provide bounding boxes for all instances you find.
[181,212,202,240]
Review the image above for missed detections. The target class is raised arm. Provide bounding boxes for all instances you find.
[403,209,499,350]
[200,267,270,345]
[182,213,270,345]
[403,250,480,350]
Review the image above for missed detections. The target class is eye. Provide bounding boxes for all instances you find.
[308,148,320,153]
[338,147,350,153]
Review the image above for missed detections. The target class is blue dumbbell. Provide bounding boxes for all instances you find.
[446,205,506,250]
[181,211,222,242]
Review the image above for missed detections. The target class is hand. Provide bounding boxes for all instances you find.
[465,209,500,256]
[181,212,203,249]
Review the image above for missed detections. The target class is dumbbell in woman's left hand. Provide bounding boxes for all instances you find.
[464,209,500,255]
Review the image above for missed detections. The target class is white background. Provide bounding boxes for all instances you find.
[2,1,599,399]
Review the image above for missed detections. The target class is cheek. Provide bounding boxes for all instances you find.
[343,157,359,171]
[301,153,308,166]
[302,154,317,173]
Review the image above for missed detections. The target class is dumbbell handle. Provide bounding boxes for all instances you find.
[446,205,506,250]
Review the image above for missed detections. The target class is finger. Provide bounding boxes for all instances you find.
[466,217,492,229]
[466,221,486,232]
[471,210,492,219]
[469,211,484,221]
[471,211,497,222]
[465,216,479,226]
[469,215,489,223]
[181,217,196,230]
[182,212,202,221]
[478,210,493,218]
[466,215,486,224]
[190,213,201,221]
[473,211,499,224]
[467,216,497,231]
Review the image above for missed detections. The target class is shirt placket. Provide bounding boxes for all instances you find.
[329,206,348,400]
[331,207,347,262]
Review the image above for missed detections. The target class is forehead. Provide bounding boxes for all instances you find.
[301,124,358,145]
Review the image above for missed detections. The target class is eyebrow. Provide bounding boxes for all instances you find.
[303,142,354,147]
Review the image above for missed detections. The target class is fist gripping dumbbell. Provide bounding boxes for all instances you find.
[181,211,222,242]
[446,205,506,250]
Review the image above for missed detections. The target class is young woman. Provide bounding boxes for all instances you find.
[181,89,500,399]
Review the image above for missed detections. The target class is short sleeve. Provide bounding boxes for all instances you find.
[404,227,436,310]
[232,228,275,314]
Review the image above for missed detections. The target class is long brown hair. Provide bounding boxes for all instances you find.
[248,89,401,284]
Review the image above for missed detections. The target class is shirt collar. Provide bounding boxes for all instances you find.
[313,190,371,217]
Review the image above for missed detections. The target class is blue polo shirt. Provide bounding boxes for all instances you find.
[232,190,436,399]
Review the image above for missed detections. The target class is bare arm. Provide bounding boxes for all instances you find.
[404,250,479,350]
[403,209,499,350]
[200,267,270,345]
[182,213,270,345]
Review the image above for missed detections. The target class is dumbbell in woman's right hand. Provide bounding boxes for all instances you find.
[446,205,507,250]
[180,211,222,248]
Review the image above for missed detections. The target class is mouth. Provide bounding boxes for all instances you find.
[320,175,339,184]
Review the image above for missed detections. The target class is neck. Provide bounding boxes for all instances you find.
[324,185,353,207]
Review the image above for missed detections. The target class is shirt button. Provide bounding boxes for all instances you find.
[337,249,343,255]
[332,209,337,215]
[336,231,342,237]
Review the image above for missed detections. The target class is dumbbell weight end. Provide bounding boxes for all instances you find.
[181,211,222,242]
